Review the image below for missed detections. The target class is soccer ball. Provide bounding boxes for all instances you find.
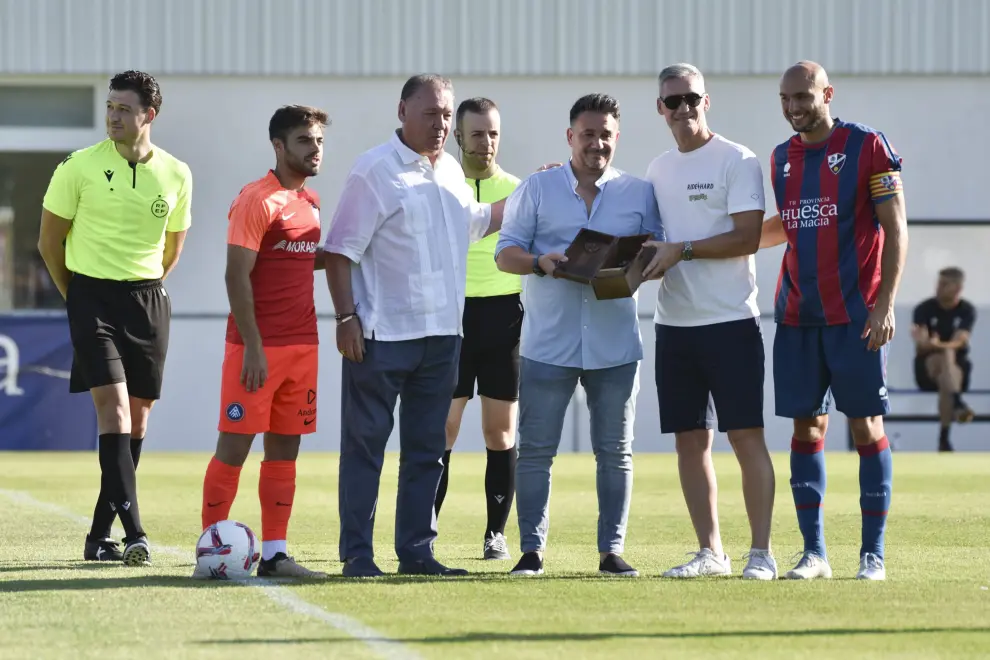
[195,520,261,580]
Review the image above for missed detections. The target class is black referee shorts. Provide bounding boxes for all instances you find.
[453,293,523,402]
[65,274,171,400]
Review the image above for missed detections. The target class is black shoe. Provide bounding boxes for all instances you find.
[397,557,468,577]
[938,440,955,452]
[121,536,151,566]
[599,553,639,577]
[84,536,123,561]
[955,399,974,423]
[342,556,385,578]
[509,551,543,576]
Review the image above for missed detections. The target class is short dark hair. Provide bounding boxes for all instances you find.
[109,70,162,114]
[456,97,499,129]
[939,266,965,281]
[569,93,620,125]
[400,74,453,101]
[268,105,330,143]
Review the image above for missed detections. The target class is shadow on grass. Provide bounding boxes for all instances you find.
[0,569,881,592]
[192,627,990,645]
[0,572,646,592]
[0,561,119,574]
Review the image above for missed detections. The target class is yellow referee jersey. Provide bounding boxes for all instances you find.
[465,166,521,298]
[42,139,193,281]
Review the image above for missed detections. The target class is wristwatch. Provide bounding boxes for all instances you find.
[681,241,694,262]
[533,254,546,276]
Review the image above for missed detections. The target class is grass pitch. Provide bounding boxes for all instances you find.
[1,451,988,659]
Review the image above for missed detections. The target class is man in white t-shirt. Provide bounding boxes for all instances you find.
[641,63,778,580]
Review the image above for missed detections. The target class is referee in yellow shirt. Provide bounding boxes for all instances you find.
[434,98,522,561]
[37,71,193,566]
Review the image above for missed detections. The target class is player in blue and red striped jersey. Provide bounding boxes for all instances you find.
[759,61,908,581]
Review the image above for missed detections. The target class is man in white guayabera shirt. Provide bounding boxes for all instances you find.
[323,74,507,579]
[640,63,778,581]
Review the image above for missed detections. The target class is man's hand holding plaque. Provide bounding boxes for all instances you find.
[641,239,682,280]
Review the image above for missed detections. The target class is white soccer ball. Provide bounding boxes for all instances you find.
[195,520,261,580]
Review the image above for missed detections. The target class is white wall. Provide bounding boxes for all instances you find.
[155,310,990,454]
[132,74,990,315]
[8,73,988,451]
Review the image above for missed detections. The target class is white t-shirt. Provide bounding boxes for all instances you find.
[646,134,765,327]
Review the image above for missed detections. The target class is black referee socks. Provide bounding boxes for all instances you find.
[96,433,145,542]
[88,436,144,541]
[485,447,516,537]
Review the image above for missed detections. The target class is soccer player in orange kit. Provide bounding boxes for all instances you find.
[195,105,329,579]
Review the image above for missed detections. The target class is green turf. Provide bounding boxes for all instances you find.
[1,451,988,659]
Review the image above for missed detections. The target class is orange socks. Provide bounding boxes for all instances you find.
[259,460,296,544]
[201,456,242,530]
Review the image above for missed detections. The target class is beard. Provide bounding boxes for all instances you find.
[287,154,319,177]
[792,110,828,134]
[582,150,609,171]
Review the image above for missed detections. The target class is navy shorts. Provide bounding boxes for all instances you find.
[773,322,890,419]
[655,317,765,434]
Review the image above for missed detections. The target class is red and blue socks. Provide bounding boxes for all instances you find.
[858,436,892,559]
[790,437,827,559]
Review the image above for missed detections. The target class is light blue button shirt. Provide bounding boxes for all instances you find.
[495,162,666,370]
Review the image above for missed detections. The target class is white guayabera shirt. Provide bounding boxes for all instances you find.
[324,130,492,341]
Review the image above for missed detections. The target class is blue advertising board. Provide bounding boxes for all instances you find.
[0,312,97,450]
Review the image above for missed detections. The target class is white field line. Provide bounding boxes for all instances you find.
[0,489,421,660]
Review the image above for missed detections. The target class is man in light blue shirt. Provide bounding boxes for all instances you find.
[494,93,665,578]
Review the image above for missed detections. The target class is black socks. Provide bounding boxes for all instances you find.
[485,447,516,536]
[90,434,145,542]
[434,450,452,517]
[433,447,517,537]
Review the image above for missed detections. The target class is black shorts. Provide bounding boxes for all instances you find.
[914,354,972,392]
[655,317,765,434]
[453,293,523,401]
[66,274,171,400]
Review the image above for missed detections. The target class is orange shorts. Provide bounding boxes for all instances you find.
[218,343,318,435]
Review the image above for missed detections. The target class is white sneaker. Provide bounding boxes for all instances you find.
[784,551,832,580]
[857,553,886,580]
[483,532,511,560]
[741,549,778,580]
[663,548,732,578]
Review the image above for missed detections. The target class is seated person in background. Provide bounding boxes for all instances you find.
[911,267,977,452]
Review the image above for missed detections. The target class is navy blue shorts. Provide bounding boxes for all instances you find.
[773,322,890,419]
[654,317,765,434]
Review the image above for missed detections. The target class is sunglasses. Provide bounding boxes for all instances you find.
[659,93,705,110]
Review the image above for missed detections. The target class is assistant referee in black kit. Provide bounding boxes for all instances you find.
[37,71,193,566]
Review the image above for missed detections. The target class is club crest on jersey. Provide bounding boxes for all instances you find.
[226,403,245,422]
[827,153,846,174]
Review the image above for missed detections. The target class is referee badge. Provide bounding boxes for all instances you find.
[151,196,170,218]
[225,403,245,422]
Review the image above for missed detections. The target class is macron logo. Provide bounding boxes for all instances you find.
[272,240,318,254]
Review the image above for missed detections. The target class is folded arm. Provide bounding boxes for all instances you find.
[37,209,73,299]
[759,214,786,249]
[162,230,187,280]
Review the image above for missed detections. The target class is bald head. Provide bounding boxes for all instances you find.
[782,61,830,90]
[779,61,835,140]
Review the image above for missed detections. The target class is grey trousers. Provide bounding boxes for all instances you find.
[338,335,461,562]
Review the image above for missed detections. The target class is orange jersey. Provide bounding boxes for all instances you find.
[226,171,321,346]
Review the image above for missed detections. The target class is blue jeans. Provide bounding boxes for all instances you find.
[338,336,460,563]
[515,357,639,554]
